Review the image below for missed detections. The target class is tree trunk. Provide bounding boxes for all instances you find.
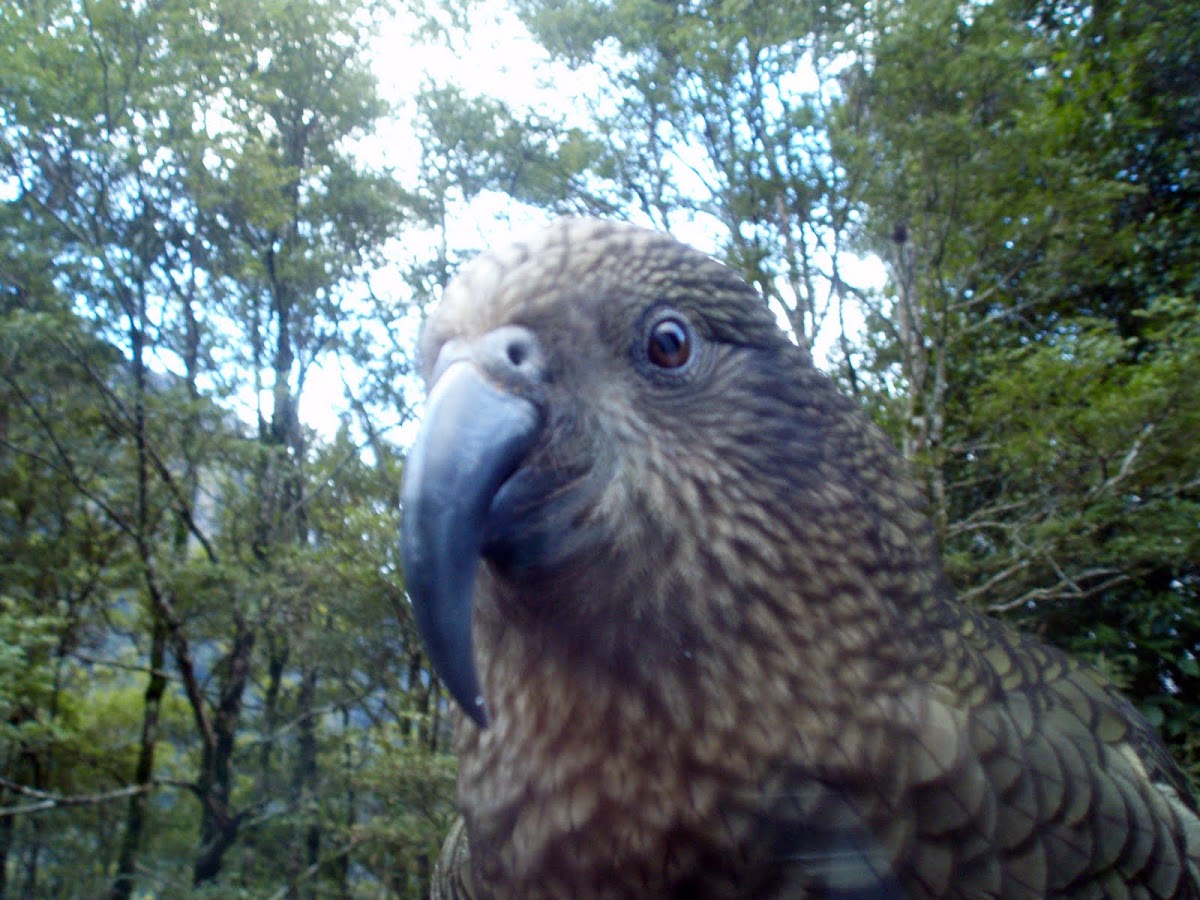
[192,621,256,885]
[107,621,168,900]
[293,666,321,894]
[0,786,12,899]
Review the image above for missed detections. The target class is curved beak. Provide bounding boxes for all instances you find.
[400,363,541,727]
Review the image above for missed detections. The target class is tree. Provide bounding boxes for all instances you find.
[1,0,458,893]
[421,0,868,351]
[832,0,1200,778]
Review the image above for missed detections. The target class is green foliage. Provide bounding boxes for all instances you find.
[417,84,602,210]
[1,0,456,894]
[0,598,65,752]
[948,300,1200,774]
[831,0,1200,780]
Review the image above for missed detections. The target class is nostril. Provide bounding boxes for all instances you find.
[484,326,542,381]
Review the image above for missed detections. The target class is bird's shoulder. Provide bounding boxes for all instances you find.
[879,609,1200,895]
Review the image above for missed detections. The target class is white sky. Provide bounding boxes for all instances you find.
[300,2,579,439]
[298,1,883,439]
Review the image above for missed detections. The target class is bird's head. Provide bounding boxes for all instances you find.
[401,218,934,727]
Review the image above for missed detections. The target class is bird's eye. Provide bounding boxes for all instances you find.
[646,316,692,369]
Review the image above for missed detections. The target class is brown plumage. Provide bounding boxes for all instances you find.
[400,218,1200,898]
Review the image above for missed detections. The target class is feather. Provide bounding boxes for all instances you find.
[401,218,1200,897]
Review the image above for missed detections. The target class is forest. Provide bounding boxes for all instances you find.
[1,0,1197,895]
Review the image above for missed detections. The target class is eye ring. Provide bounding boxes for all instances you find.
[646,315,692,370]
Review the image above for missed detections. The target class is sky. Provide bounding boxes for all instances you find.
[299,1,585,440]
[300,0,884,441]
[373,0,884,277]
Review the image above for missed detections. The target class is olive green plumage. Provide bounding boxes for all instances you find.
[402,218,1199,898]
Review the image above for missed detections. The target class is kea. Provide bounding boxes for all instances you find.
[399,218,1200,897]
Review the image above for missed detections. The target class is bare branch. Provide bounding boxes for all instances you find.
[1087,423,1156,501]
[959,559,1033,606]
[986,568,1131,614]
[0,779,151,819]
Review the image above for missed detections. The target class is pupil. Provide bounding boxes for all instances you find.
[657,326,682,355]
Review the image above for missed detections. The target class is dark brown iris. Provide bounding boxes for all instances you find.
[647,317,691,369]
